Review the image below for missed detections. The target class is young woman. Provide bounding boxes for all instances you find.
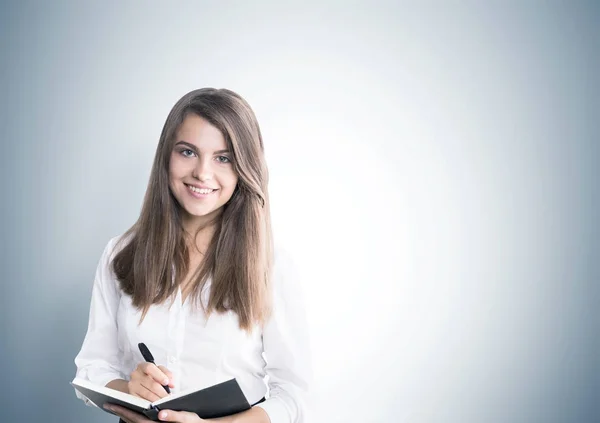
[74,88,311,423]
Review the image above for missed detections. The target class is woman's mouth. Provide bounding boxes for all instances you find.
[185,184,217,197]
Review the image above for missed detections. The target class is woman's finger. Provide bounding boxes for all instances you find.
[142,362,171,386]
[157,365,175,387]
[140,375,170,399]
[158,409,204,422]
[132,380,163,402]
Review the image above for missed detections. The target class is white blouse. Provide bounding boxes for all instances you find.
[74,235,311,423]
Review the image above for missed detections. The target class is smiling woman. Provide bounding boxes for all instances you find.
[73,88,311,423]
[168,115,239,239]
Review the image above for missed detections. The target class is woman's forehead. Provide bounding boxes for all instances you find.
[175,114,227,151]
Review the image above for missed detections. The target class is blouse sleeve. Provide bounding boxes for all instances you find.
[255,248,313,423]
[73,236,127,406]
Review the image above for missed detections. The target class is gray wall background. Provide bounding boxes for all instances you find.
[1,1,598,422]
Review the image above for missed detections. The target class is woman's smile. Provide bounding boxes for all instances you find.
[185,183,218,198]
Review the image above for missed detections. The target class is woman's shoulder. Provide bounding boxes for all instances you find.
[271,242,303,292]
[272,242,295,271]
[92,232,136,291]
[108,231,134,252]
[98,231,135,265]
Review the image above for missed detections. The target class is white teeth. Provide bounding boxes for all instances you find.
[188,185,214,194]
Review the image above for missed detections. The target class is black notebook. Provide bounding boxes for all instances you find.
[71,377,252,420]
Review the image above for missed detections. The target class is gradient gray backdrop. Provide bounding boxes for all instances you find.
[1,1,598,422]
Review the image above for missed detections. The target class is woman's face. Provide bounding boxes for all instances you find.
[168,114,238,230]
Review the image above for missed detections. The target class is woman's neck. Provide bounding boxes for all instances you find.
[183,220,218,254]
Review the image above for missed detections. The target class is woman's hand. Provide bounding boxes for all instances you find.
[128,362,175,401]
[104,404,209,423]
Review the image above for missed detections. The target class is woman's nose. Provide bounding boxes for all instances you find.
[192,157,213,181]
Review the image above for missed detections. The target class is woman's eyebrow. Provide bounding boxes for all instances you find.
[174,141,198,150]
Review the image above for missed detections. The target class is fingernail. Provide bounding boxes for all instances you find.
[160,411,168,419]
[163,378,169,385]
[104,404,113,411]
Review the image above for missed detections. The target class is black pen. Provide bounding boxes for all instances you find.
[138,342,171,394]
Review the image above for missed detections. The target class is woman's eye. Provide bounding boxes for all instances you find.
[216,156,231,163]
[181,149,196,158]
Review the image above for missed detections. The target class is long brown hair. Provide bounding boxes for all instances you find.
[112,88,273,332]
